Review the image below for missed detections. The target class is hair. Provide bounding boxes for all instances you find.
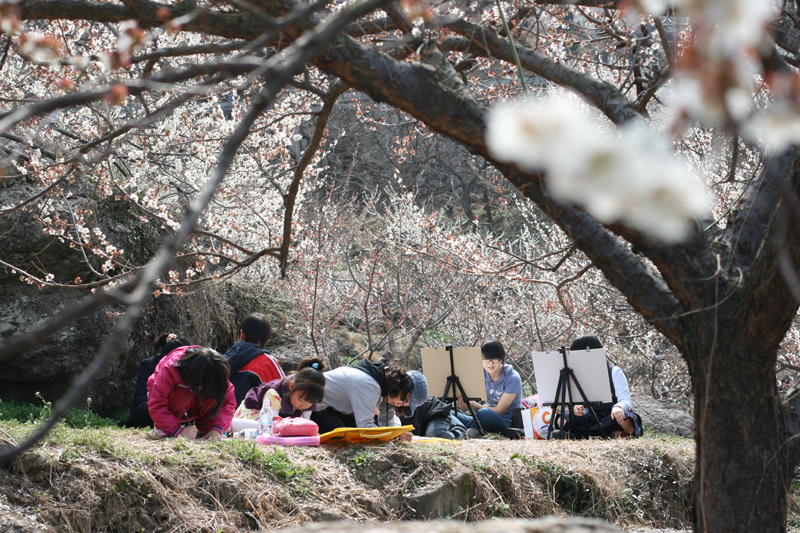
[152,333,192,360]
[174,347,231,419]
[384,361,413,400]
[289,358,328,404]
[570,335,603,351]
[239,313,272,348]
[481,339,506,361]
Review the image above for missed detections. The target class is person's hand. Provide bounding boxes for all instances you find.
[399,431,413,442]
[201,429,223,440]
[457,395,468,410]
[179,426,198,439]
[469,400,483,411]
[573,405,585,417]
[611,406,626,425]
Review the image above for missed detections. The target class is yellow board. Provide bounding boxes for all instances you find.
[319,425,415,444]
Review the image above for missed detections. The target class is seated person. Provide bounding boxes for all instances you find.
[399,395,480,440]
[310,359,428,442]
[232,358,327,431]
[224,313,285,404]
[558,335,643,439]
[454,339,522,438]
[119,333,192,428]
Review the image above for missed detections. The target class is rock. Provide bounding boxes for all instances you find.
[405,471,475,519]
[302,506,348,521]
[213,479,245,508]
[354,496,385,517]
[0,192,289,414]
[277,517,620,533]
[15,450,48,473]
[370,457,393,472]
[634,395,693,438]
[385,450,417,467]
[355,467,384,489]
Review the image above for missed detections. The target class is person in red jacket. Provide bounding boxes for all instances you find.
[224,313,285,404]
[147,345,236,439]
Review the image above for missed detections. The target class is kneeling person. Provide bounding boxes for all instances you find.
[311,359,427,442]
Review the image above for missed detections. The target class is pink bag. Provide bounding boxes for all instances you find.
[273,417,318,437]
[257,435,320,447]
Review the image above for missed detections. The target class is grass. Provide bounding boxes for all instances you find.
[213,439,315,480]
[0,398,118,429]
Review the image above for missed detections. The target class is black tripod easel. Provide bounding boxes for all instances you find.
[545,346,608,439]
[440,345,485,435]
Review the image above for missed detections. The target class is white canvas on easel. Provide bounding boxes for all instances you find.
[421,347,487,402]
[531,348,612,406]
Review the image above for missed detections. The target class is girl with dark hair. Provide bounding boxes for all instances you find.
[147,346,236,439]
[310,358,429,442]
[562,335,643,439]
[224,313,285,404]
[235,358,328,424]
[119,333,192,428]
[454,339,523,437]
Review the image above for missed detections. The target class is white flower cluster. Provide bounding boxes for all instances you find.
[486,95,709,243]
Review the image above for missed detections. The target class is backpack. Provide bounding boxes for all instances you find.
[230,370,262,406]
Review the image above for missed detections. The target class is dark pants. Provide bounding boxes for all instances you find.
[118,401,153,429]
[565,406,643,438]
[310,407,358,434]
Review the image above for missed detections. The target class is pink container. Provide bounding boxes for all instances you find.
[256,434,320,447]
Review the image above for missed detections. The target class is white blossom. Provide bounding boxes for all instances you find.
[743,106,800,152]
[486,97,709,242]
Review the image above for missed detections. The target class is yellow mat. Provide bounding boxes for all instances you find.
[319,425,415,444]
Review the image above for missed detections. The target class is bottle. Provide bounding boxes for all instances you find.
[258,395,273,437]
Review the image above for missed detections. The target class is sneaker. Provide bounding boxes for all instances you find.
[465,428,481,439]
[548,429,569,440]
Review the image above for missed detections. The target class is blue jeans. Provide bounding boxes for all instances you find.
[453,408,510,435]
[425,414,469,439]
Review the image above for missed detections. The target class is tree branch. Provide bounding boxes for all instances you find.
[440,22,642,126]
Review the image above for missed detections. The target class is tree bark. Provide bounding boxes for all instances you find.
[685,333,794,533]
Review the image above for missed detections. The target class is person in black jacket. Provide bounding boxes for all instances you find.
[399,395,480,440]
[119,333,192,428]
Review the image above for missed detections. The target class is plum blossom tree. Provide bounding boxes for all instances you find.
[2,0,800,531]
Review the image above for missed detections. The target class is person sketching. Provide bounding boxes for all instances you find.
[119,333,192,429]
[454,339,523,438]
[310,359,428,442]
[148,346,236,439]
[561,335,643,439]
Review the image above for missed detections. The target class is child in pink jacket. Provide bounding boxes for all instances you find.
[147,346,236,439]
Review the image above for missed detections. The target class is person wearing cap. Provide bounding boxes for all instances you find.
[310,358,428,442]
[455,339,523,438]
[554,335,643,439]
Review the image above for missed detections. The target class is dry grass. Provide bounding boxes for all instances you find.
[0,424,711,533]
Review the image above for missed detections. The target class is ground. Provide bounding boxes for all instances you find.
[2,423,799,532]
[0,422,712,533]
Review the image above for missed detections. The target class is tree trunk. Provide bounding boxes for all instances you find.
[686,336,794,533]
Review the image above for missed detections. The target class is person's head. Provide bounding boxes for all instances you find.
[570,335,603,351]
[238,313,272,348]
[481,339,506,373]
[287,358,328,411]
[174,347,230,418]
[384,363,429,417]
[384,361,414,410]
[152,333,192,359]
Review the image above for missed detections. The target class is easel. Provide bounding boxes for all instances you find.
[440,345,485,435]
[545,346,608,439]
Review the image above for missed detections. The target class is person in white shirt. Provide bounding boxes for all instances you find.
[561,335,642,438]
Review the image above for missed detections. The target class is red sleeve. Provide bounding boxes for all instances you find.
[210,381,237,433]
[240,354,284,382]
[148,366,183,437]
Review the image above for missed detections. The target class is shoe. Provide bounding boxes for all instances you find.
[465,428,481,439]
[548,429,569,440]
